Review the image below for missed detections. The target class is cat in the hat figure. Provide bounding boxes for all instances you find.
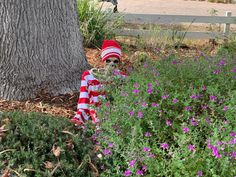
[71,40,127,126]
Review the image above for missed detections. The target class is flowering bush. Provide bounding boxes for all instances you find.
[96,53,236,176]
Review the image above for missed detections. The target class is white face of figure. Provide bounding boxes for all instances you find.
[104,57,120,71]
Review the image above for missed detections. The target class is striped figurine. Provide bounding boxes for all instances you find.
[71,40,127,126]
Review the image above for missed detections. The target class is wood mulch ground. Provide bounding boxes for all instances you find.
[0,48,100,119]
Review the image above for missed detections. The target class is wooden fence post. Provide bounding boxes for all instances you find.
[223,11,232,36]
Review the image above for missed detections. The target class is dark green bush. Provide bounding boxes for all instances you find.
[0,112,94,177]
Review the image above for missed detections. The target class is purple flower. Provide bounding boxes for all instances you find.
[231,66,236,73]
[143,63,149,68]
[147,153,155,158]
[182,127,190,133]
[113,69,120,75]
[208,144,221,158]
[212,147,221,158]
[108,143,114,148]
[172,60,178,65]
[151,103,159,107]
[166,119,172,126]
[137,111,143,119]
[173,98,178,103]
[190,118,198,126]
[103,148,112,156]
[141,102,148,107]
[136,169,144,176]
[161,143,169,149]
[142,165,147,172]
[223,106,228,111]
[201,105,208,110]
[207,143,213,149]
[133,89,140,94]
[209,95,217,101]
[147,83,153,88]
[202,85,207,91]
[129,111,135,116]
[184,106,192,111]
[162,95,169,99]
[217,59,226,66]
[145,132,152,137]
[91,134,97,141]
[230,138,236,145]
[188,144,195,151]
[124,169,132,176]
[143,147,150,152]
[230,132,236,137]
[129,159,136,167]
[147,88,153,94]
[133,83,140,88]
[213,69,221,74]
[230,151,236,159]
[190,94,198,99]
[197,171,203,176]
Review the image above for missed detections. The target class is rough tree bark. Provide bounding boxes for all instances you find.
[0,0,90,100]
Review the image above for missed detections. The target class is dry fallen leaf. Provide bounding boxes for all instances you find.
[66,139,74,150]
[52,145,61,157]
[44,161,54,169]
[0,125,8,137]
[62,130,74,136]
[1,169,10,177]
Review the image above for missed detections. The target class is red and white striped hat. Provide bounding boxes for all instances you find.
[101,40,122,62]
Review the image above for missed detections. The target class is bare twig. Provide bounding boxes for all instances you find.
[0,149,15,155]
[50,163,61,176]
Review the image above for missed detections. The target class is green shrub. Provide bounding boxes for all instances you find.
[96,53,236,176]
[0,112,95,177]
[217,36,236,57]
[77,0,122,47]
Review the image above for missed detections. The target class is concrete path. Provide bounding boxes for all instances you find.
[101,0,236,16]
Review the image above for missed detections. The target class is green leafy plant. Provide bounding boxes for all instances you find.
[217,35,236,57]
[0,112,95,177]
[77,0,123,47]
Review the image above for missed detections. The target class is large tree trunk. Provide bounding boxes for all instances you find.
[0,0,89,100]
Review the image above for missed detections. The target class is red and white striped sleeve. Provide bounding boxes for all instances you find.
[71,70,91,125]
